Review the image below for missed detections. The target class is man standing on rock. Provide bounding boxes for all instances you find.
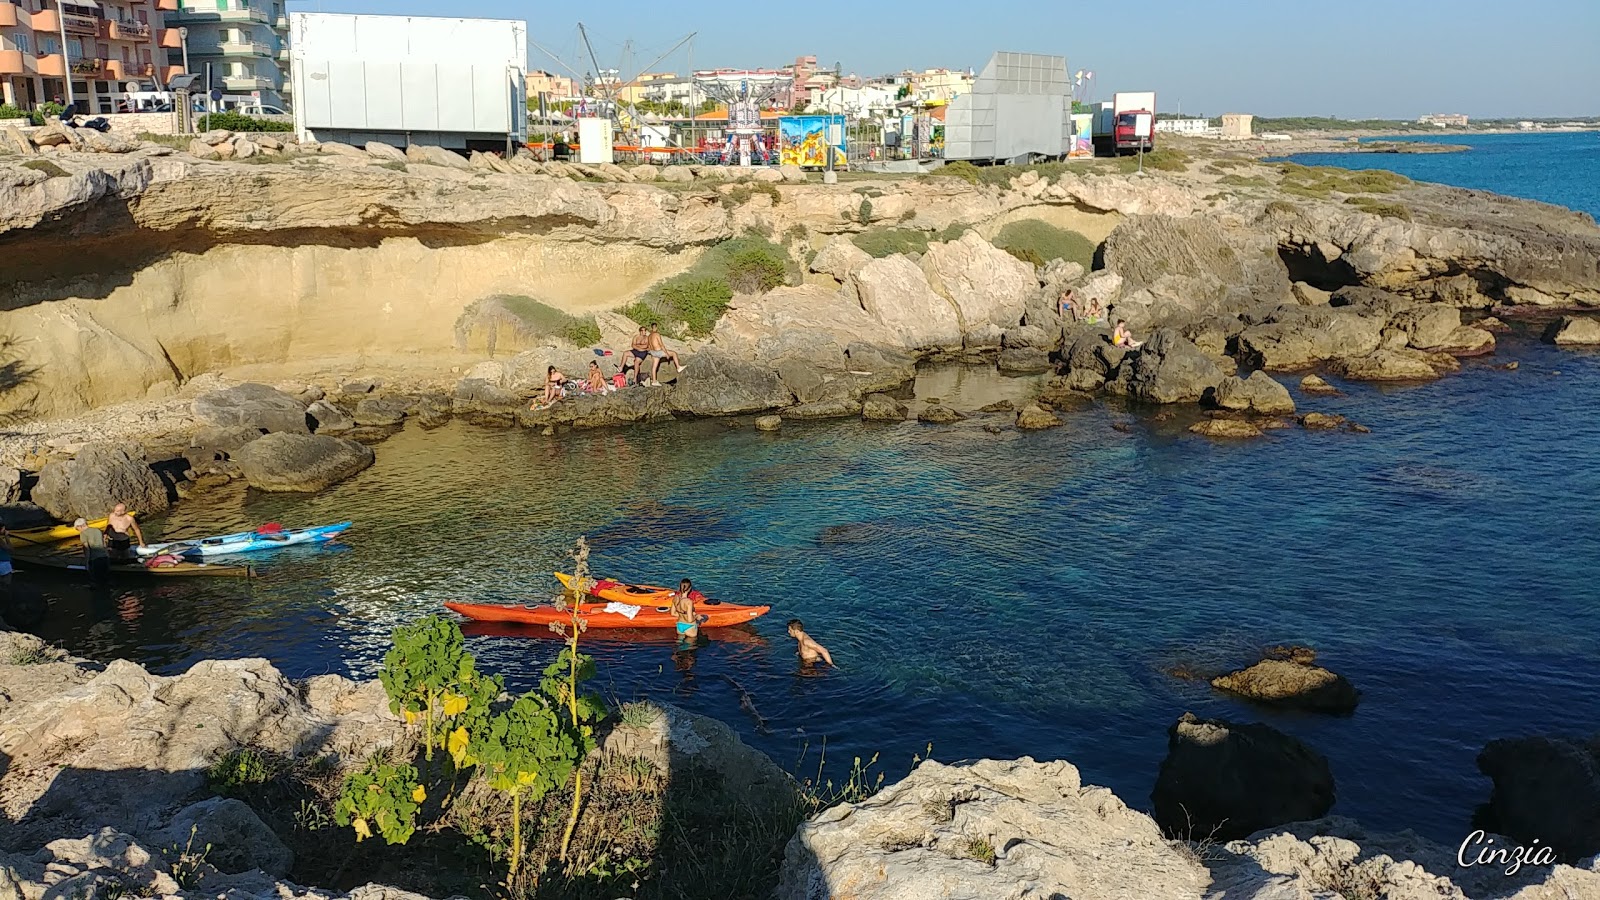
[73,518,112,583]
[645,324,686,387]
[105,503,145,561]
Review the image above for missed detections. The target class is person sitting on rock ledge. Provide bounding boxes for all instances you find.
[1113,320,1144,350]
[585,361,617,395]
[73,518,112,583]
[1082,296,1104,325]
[542,365,569,405]
[1059,289,1078,321]
[645,324,687,387]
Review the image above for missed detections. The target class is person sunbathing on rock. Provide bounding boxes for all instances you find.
[543,365,569,405]
[1113,320,1144,350]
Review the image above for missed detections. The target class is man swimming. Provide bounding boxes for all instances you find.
[787,618,834,668]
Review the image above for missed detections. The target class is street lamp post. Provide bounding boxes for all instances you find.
[56,0,74,107]
[179,26,189,77]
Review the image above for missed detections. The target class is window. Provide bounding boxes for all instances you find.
[137,9,147,23]
[40,36,60,56]
[13,33,31,55]
[67,38,83,59]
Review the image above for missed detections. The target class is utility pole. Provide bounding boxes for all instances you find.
[56,0,75,107]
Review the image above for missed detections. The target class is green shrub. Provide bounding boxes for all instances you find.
[1345,196,1413,220]
[208,748,278,795]
[721,181,781,209]
[656,278,734,334]
[929,160,981,184]
[195,111,293,133]
[1218,173,1271,188]
[456,295,600,348]
[629,235,793,337]
[0,103,25,121]
[851,223,968,258]
[1264,200,1298,216]
[727,247,787,294]
[21,159,68,178]
[28,102,64,126]
[991,220,1096,270]
[1140,148,1190,171]
[857,197,874,225]
[333,756,424,845]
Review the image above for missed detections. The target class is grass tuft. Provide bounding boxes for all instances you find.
[991,220,1096,270]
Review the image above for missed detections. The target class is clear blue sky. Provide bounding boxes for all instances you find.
[285,0,1599,118]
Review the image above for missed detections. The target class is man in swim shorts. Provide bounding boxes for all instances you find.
[628,326,651,386]
[106,503,144,561]
[645,324,686,387]
[787,618,835,668]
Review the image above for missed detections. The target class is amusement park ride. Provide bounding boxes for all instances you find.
[691,70,792,166]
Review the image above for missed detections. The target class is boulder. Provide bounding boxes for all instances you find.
[855,255,963,350]
[1060,330,1125,391]
[750,167,783,183]
[1299,374,1341,395]
[187,138,220,160]
[233,433,375,492]
[1210,658,1360,714]
[1300,412,1348,430]
[1388,304,1462,350]
[192,383,310,434]
[626,164,657,182]
[159,797,293,876]
[306,399,355,433]
[778,163,806,184]
[1433,326,1497,356]
[775,758,1209,900]
[1544,316,1600,346]
[199,129,233,145]
[1105,329,1224,404]
[920,231,1038,345]
[517,387,672,429]
[1236,322,1332,371]
[353,396,408,427]
[1211,371,1296,415]
[84,132,138,153]
[31,444,169,521]
[404,144,471,170]
[1151,712,1336,841]
[1102,213,1290,305]
[317,141,370,160]
[917,405,964,424]
[665,350,793,416]
[1190,419,1264,439]
[809,236,873,283]
[364,141,407,162]
[1329,348,1445,382]
[4,124,36,156]
[780,398,863,420]
[659,165,694,183]
[1000,323,1055,350]
[996,347,1054,375]
[231,138,257,159]
[754,415,782,431]
[862,394,908,421]
[1016,403,1063,430]
[1476,735,1600,863]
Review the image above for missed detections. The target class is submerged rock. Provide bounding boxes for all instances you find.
[353,396,409,426]
[917,405,965,424]
[32,443,169,521]
[1300,412,1348,430]
[1190,419,1264,439]
[1476,735,1600,862]
[1152,712,1335,841]
[755,415,782,431]
[781,398,863,420]
[1211,658,1361,714]
[1016,403,1063,430]
[1329,348,1445,382]
[862,394,908,422]
[1299,373,1341,395]
[233,433,374,492]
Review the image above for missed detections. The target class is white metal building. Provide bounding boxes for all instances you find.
[290,12,526,151]
[941,51,1070,163]
[1155,118,1215,135]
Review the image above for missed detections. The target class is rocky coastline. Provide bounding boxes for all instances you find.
[1,627,1596,900]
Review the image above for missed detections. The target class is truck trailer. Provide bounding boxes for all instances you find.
[1091,91,1158,155]
[290,12,527,152]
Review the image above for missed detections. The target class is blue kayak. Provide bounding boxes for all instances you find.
[136,522,352,558]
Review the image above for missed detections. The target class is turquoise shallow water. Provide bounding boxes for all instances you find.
[19,334,1600,842]
[1283,131,1600,219]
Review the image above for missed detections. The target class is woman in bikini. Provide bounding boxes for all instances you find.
[543,365,568,405]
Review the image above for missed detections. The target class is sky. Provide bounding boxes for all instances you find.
[285,0,1600,119]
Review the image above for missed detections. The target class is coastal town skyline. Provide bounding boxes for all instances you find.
[285,0,1600,119]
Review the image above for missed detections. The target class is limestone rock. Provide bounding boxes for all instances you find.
[199,129,233,145]
[778,164,806,183]
[31,443,169,521]
[751,167,783,183]
[780,398,863,420]
[158,797,293,875]
[920,231,1038,346]
[404,144,471,170]
[84,132,138,154]
[187,138,220,160]
[365,141,407,162]
[1476,735,1600,862]
[855,255,963,350]
[626,164,657,182]
[1105,329,1224,404]
[659,165,694,183]
[1211,371,1296,415]
[1211,658,1360,714]
[233,433,375,492]
[1300,412,1348,430]
[1102,213,1290,306]
[1151,712,1336,841]
[1236,322,1333,371]
[1190,419,1264,439]
[754,414,782,431]
[665,349,793,416]
[862,394,908,421]
[1329,348,1445,382]
[776,757,1210,900]
[1389,304,1462,350]
[713,283,896,361]
[307,399,355,433]
[809,236,873,283]
[1434,325,1497,356]
[1544,316,1600,346]
[996,347,1053,375]
[353,396,408,426]
[192,383,310,434]
[917,405,964,424]
[1299,374,1340,395]
[4,124,36,156]
[1016,403,1063,430]
[517,387,671,429]
[318,141,370,160]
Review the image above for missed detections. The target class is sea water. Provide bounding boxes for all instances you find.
[19,136,1600,843]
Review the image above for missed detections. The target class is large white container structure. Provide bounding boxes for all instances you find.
[941,52,1071,164]
[290,12,527,152]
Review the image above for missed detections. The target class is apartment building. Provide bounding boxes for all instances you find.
[164,0,289,109]
[525,68,575,102]
[1,0,184,111]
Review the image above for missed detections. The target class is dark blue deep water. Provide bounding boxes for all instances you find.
[19,136,1600,845]
[1283,131,1600,219]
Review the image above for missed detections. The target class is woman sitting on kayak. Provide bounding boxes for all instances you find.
[543,365,569,405]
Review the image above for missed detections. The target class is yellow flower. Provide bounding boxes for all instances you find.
[403,710,418,725]
[441,693,469,717]
[516,770,538,786]
[447,727,471,766]
[412,784,427,803]
[353,817,371,841]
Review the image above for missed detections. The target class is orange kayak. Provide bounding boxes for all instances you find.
[553,571,707,605]
[445,598,770,630]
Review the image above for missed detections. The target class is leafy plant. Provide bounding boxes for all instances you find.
[1139,148,1190,172]
[546,537,605,862]
[618,701,661,729]
[333,756,425,845]
[850,223,968,258]
[656,278,733,335]
[207,748,277,795]
[195,110,293,133]
[293,799,333,832]
[726,247,787,294]
[857,197,874,225]
[1345,196,1413,220]
[378,615,503,761]
[965,837,997,866]
[28,102,65,126]
[0,103,25,121]
[929,160,981,184]
[470,692,581,876]
[991,220,1096,270]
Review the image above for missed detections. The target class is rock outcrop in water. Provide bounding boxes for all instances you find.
[1475,735,1600,863]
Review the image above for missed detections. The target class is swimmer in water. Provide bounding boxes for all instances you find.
[786,618,834,668]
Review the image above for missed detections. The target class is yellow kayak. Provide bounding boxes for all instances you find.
[10,514,135,546]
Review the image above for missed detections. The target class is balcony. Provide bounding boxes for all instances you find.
[165,6,269,24]
[0,2,17,27]
[222,73,270,90]
[110,20,151,40]
[276,45,288,61]
[158,27,181,48]
[29,8,59,31]
[220,39,270,56]
[70,56,111,76]
[0,50,23,76]
[156,0,178,9]
[35,53,66,77]
[274,14,286,29]
[63,12,101,36]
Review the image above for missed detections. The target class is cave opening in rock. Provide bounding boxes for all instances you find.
[1277,244,1361,292]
